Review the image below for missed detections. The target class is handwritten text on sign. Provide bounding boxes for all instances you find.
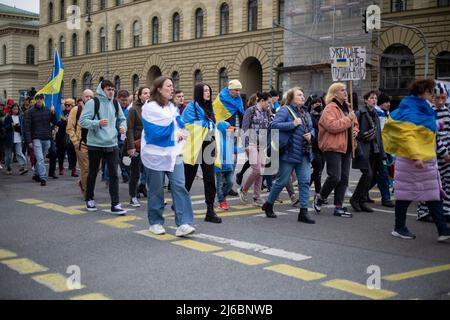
[330,47,366,81]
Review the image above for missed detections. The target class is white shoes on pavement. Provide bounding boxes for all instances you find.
[149,224,166,235]
[175,224,196,237]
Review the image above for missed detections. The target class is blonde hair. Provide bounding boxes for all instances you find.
[325,82,346,105]
[285,87,304,106]
[65,98,75,106]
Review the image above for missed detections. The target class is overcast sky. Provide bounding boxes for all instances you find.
[1,0,40,14]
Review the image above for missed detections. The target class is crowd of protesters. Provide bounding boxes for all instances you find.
[1,76,449,242]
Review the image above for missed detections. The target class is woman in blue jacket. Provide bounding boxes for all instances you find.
[262,87,316,224]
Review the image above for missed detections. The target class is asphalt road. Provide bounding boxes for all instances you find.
[1,161,450,301]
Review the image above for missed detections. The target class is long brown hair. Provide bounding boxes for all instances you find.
[150,76,173,106]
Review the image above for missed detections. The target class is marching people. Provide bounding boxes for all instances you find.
[182,83,222,223]
[309,97,325,199]
[23,94,57,186]
[141,76,195,237]
[3,104,28,175]
[116,90,131,184]
[262,87,315,224]
[56,98,78,177]
[173,90,186,115]
[383,79,450,242]
[313,83,359,218]
[126,86,150,207]
[79,80,127,215]
[417,82,450,222]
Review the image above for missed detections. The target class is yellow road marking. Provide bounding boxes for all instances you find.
[1,258,49,274]
[135,230,178,241]
[194,208,262,219]
[172,240,222,252]
[96,216,142,229]
[230,205,255,210]
[70,293,112,300]
[36,202,85,215]
[264,264,327,281]
[17,198,45,204]
[383,264,450,282]
[0,249,17,260]
[321,279,397,300]
[193,209,207,214]
[68,204,110,210]
[190,195,205,199]
[31,273,85,292]
[213,251,270,266]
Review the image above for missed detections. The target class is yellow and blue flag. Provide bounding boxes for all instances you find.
[35,48,64,120]
[212,87,244,123]
[382,95,437,161]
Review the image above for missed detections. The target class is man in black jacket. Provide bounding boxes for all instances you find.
[24,94,57,186]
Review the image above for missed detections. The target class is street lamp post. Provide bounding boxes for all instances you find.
[86,4,110,79]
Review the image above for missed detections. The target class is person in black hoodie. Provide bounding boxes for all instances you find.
[309,97,325,198]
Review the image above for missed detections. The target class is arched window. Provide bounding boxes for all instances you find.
[220,3,229,35]
[278,0,284,25]
[194,69,203,86]
[26,45,35,65]
[60,0,65,20]
[380,44,415,96]
[132,74,139,92]
[172,13,180,42]
[219,68,228,90]
[248,0,258,31]
[49,2,54,23]
[133,21,140,48]
[100,27,106,52]
[85,30,91,54]
[48,38,53,60]
[59,36,65,57]
[436,51,450,80]
[2,45,6,64]
[71,79,77,99]
[85,0,92,14]
[71,33,78,56]
[115,25,122,50]
[152,17,159,45]
[195,8,204,39]
[83,72,93,90]
[172,71,180,89]
[100,0,106,10]
[114,76,121,92]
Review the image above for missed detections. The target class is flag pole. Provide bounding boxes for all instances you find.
[51,47,57,110]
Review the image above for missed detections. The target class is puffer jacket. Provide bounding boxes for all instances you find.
[23,105,57,143]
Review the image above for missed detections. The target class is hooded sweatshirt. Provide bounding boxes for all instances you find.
[79,83,127,148]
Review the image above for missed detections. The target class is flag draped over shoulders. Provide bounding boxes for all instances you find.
[35,48,64,120]
[382,95,437,161]
[212,87,244,123]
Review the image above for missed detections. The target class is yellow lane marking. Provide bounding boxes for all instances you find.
[264,264,327,281]
[96,216,142,229]
[0,249,18,260]
[230,205,255,210]
[190,195,205,199]
[383,264,450,282]
[68,204,110,210]
[194,208,263,219]
[213,251,270,266]
[31,273,85,292]
[70,293,112,300]
[17,198,45,204]
[172,240,222,252]
[1,258,49,274]
[135,230,178,241]
[36,202,85,215]
[193,209,207,214]
[321,279,397,300]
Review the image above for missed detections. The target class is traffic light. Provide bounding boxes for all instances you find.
[362,11,368,33]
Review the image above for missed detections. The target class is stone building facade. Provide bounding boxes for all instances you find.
[38,0,285,101]
[0,4,39,103]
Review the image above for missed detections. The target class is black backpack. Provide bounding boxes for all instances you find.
[75,97,119,148]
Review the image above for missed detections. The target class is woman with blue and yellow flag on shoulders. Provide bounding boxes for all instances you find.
[182,83,222,224]
[382,79,450,242]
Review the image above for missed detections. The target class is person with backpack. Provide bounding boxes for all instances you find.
[79,80,127,214]
[67,96,90,197]
[262,87,316,224]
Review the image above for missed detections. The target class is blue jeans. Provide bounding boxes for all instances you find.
[144,157,194,227]
[216,171,234,203]
[5,142,27,169]
[370,163,391,202]
[268,156,311,208]
[32,139,51,180]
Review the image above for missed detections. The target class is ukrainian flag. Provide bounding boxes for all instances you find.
[336,58,348,66]
[35,48,64,120]
[382,95,437,161]
[212,87,244,123]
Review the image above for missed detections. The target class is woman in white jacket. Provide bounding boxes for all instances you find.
[141,76,195,237]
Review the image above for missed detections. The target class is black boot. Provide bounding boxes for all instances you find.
[359,202,373,212]
[205,204,222,223]
[138,184,147,198]
[349,197,361,212]
[262,202,277,218]
[298,208,315,224]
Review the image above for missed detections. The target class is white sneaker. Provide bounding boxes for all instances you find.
[290,195,299,207]
[130,197,141,207]
[175,224,196,237]
[253,198,265,207]
[111,203,126,215]
[238,187,249,203]
[149,224,166,235]
[86,200,97,212]
[345,188,353,197]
